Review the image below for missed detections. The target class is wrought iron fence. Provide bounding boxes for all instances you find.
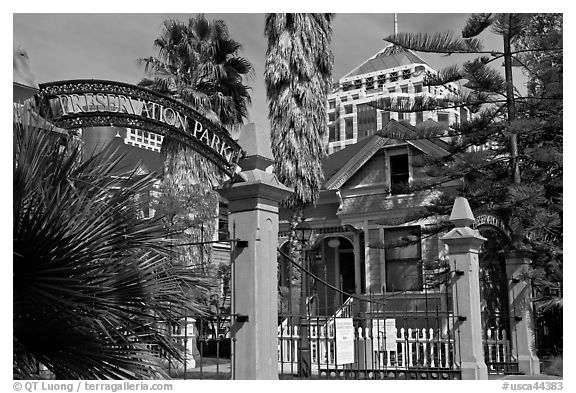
[277,247,461,380]
[157,314,232,379]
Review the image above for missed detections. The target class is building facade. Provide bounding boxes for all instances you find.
[326,44,469,154]
[277,45,540,376]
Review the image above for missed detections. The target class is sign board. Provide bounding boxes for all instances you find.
[335,318,355,364]
[372,318,397,352]
[37,80,243,177]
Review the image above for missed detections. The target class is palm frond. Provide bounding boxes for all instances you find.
[14,116,211,379]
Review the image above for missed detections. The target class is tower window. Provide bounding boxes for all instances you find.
[345,118,354,139]
[416,111,423,124]
[438,112,449,125]
[329,123,340,142]
[381,111,390,128]
[357,102,377,139]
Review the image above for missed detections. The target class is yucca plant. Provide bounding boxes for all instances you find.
[13,115,211,379]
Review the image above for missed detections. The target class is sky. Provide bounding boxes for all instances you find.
[13,13,515,132]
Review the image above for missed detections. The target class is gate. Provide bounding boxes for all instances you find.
[156,314,233,379]
[478,226,519,374]
[277,247,461,380]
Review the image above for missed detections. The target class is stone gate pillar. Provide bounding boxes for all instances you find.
[441,197,488,380]
[506,251,540,375]
[217,124,291,379]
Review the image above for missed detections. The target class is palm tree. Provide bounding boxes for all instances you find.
[264,13,334,378]
[265,12,334,294]
[138,15,253,274]
[138,15,253,130]
[13,115,210,379]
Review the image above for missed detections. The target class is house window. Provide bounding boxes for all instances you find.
[402,69,411,79]
[345,118,354,139]
[377,74,386,85]
[381,111,390,128]
[397,112,405,121]
[352,94,359,100]
[385,226,422,292]
[341,96,347,102]
[354,79,362,89]
[390,72,398,82]
[218,203,229,242]
[344,104,353,114]
[416,111,423,124]
[390,154,410,195]
[414,83,422,93]
[357,102,377,139]
[388,87,396,94]
[401,85,408,94]
[329,112,336,122]
[329,100,336,109]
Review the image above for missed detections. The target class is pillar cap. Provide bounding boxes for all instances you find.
[441,226,486,244]
[217,170,292,204]
[450,197,475,228]
[236,123,274,171]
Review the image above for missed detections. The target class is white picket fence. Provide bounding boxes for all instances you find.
[484,327,513,365]
[278,322,457,370]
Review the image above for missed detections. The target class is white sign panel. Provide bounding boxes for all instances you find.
[335,318,355,364]
[372,319,397,351]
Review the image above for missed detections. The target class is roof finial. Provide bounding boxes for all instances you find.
[394,13,398,35]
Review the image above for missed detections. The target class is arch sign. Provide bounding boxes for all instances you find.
[37,80,243,176]
[473,214,510,238]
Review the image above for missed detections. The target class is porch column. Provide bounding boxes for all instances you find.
[441,197,488,380]
[506,251,540,375]
[217,124,292,379]
[353,231,362,295]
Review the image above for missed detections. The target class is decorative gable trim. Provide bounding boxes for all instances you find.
[325,137,391,190]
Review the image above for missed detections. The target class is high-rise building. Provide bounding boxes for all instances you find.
[326,44,469,154]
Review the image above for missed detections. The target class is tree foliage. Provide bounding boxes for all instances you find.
[377,13,562,308]
[13,116,211,379]
[265,14,334,320]
[138,14,253,130]
[139,15,253,277]
[265,13,334,209]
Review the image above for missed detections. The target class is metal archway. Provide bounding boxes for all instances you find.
[36,79,244,177]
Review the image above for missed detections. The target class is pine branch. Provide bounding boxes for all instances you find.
[462,13,494,38]
[424,64,463,86]
[384,32,487,54]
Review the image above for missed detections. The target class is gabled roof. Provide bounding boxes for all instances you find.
[343,44,429,79]
[322,119,454,190]
[322,135,377,181]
